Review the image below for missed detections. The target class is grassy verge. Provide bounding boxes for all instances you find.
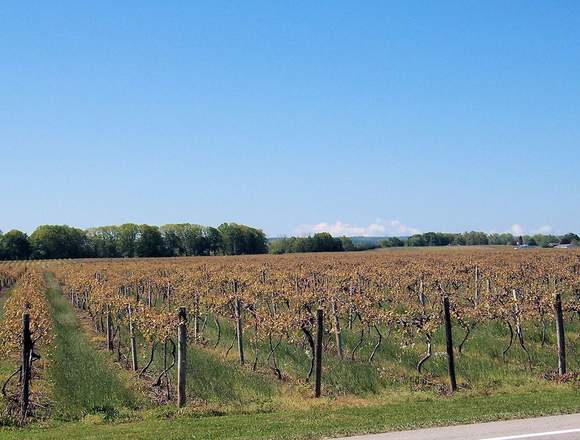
[0,386,578,439]
[45,285,139,420]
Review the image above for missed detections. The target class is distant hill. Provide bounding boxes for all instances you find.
[349,236,408,246]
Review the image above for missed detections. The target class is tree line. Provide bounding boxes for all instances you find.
[272,231,580,254]
[1,225,579,260]
[380,231,580,248]
[270,233,347,254]
[0,223,267,260]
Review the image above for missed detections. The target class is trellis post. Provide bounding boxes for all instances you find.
[314,308,323,397]
[443,295,457,393]
[20,309,32,424]
[554,293,566,375]
[177,306,187,407]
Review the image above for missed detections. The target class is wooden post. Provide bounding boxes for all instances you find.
[235,297,245,365]
[443,295,457,393]
[128,305,138,371]
[331,300,343,360]
[314,308,323,397]
[418,278,425,306]
[193,293,200,342]
[177,306,187,408]
[106,306,113,351]
[554,293,566,375]
[20,310,32,424]
[512,289,523,340]
[474,266,480,306]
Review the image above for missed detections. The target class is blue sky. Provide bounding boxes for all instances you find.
[1,2,579,237]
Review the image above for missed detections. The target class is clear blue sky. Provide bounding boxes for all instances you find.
[1,2,579,237]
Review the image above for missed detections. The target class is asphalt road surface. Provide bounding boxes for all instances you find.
[332,413,580,440]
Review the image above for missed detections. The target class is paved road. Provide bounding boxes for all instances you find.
[332,413,580,440]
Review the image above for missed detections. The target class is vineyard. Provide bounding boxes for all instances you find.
[0,248,579,438]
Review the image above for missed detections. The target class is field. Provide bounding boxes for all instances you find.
[0,247,578,439]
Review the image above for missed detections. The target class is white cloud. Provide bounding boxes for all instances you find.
[506,224,554,236]
[294,220,420,237]
[533,225,552,234]
[510,224,524,236]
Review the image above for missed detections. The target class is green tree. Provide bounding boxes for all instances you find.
[311,233,343,252]
[533,234,560,247]
[86,226,120,257]
[268,238,289,254]
[290,237,311,253]
[339,236,355,251]
[462,231,489,246]
[30,225,89,259]
[116,223,140,257]
[205,227,222,255]
[526,237,538,246]
[218,223,267,255]
[560,233,580,245]
[136,225,164,257]
[379,237,405,247]
[0,230,31,260]
[159,225,183,256]
[407,234,426,247]
[488,233,515,245]
[183,224,207,256]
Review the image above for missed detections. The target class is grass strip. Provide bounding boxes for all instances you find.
[2,386,578,439]
[46,286,137,420]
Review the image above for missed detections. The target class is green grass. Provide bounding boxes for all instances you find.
[0,289,8,319]
[46,286,139,420]
[121,323,278,409]
[202,313,579,397]
[0,386,578,439]
[199,317,388,396]
[183,345,275,405]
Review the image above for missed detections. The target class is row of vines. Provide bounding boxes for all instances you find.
[48,250,579,398]
[0,264,52,423]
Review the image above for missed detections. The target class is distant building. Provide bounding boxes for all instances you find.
[514,244,537,250]
[554,243,579,249]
